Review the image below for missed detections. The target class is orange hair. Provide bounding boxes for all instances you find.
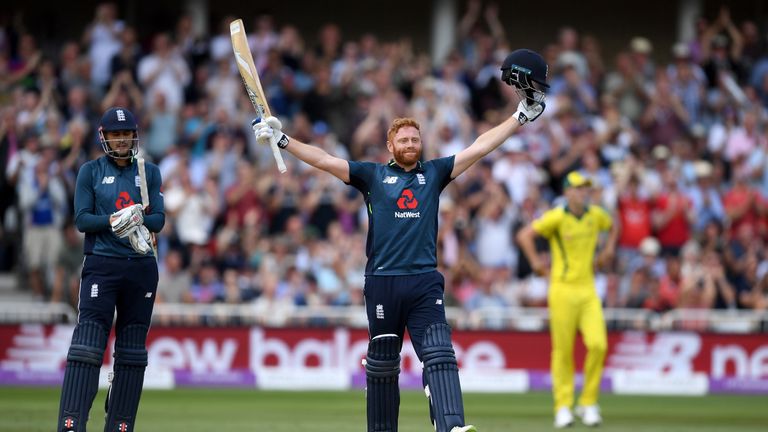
[386,117,421,143]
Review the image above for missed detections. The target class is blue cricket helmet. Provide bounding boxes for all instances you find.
[501,49,549,107]
[98,107,140,159]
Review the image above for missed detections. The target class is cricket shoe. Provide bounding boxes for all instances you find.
[554,407,575,428]
[575,405,602,427]
[450,426,477,432]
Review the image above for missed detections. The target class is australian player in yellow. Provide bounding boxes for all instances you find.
[516,171,618,428]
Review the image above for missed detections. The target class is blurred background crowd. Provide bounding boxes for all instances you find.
[1,1,767,324]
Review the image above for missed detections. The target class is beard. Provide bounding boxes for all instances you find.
[393,146,421,166]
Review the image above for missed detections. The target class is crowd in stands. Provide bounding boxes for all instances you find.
[1,2,767,324]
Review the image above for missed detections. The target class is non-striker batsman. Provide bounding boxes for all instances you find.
[252,49,548,432]
[56,107,164,432]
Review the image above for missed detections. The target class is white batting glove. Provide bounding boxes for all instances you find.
[111,204,144,238]
[513,100,545,125]
[128,225,152,254]
[251,116,290,148]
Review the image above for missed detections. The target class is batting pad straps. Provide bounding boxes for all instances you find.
[66,321,109,366]
[422,323,465,432]
[365,334,401,432]
[114,348,148,367]
[114,324,149,367]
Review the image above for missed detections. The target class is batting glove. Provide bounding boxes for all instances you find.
[513,100,545,125]
[128,225,152,254]
[251,116,290,148]
[111,204,144,238]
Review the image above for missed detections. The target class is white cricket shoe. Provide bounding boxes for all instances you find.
[554,407,575,428]
[576,405,602,426]
[450,425,477,432]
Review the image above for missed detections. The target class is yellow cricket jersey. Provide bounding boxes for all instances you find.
[532,205,612,286]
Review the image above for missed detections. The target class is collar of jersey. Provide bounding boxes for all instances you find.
[388,159,424,173]
[105,155,135,169]
[564,204,590,220]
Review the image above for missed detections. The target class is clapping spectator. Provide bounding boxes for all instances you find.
[18,159,67,299]
[82,2,124,91]
[137,32,191,112]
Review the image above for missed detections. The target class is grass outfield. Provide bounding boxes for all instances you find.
[2,388,767,432]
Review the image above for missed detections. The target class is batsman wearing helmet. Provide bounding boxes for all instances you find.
[517,171,618,428]
[56,107,164,432]
[252,49,547,432]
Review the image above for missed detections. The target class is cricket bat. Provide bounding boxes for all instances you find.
[230,18,287,173]
[136,156,158,259]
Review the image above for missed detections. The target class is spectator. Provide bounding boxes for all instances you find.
[187,260,225,304]
[157,249,192,304]
[137,32,191,112]
[617,175,652,260]
[18,158,67,298]
[50,222,82,306]
[651,170,694,256]
[82,2,124,92]
[685,160,725,233]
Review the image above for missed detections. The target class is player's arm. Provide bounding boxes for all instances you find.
[73,163,111,232]
[516,224,548,276]
[451,100,543,178]
[516,208,561,276]
[596,215,620,269]
[252,116,350,183]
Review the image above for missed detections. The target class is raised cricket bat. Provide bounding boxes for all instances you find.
[230,18,287,173]
[136,156,158,259]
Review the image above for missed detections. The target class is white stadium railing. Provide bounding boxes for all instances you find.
[1,302,767,332]
[0,302,77,324]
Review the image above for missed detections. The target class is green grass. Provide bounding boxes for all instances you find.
[2,388,767,432]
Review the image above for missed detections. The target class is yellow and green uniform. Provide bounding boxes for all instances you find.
[532,205,611,412]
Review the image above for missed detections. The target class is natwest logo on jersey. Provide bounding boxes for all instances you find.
[115,191,135,209]
[395,189,420,218]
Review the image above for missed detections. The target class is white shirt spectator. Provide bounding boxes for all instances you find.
[88,19,124,87]
[137,34,191,112]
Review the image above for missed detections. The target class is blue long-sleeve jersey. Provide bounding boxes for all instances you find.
[347,156,454,276]
[74,156,165,258]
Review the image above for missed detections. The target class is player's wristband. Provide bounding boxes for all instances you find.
[276,133,290,149]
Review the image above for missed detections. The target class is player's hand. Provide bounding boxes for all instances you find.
[128,225,152,254]
[531,260,548,277]
[596,248,615,269]
[514,99,544,125]
[251,116,288,148]
[111,204,144,238]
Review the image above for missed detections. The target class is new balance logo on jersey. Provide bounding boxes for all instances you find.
[91,284,98,298]
[145,292,153,298]
[382,176,398,184]
[102,176,115,184]
[116,109,126,122]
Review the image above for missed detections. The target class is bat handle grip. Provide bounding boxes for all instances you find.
[269,135,287,173]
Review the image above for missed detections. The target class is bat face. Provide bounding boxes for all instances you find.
[230,19,271,119]
[230,18,287,173]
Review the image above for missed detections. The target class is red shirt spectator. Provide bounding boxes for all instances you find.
[652,174,692,252]
[723,173,761,238]
[618,177,652,248]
